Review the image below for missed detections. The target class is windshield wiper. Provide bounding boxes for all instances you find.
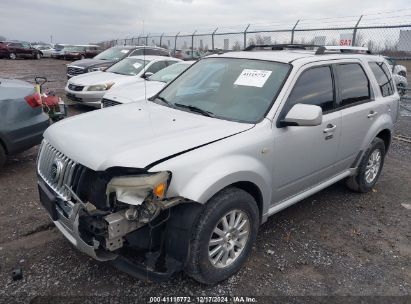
[174,103,215,117]
[155,96,173,107]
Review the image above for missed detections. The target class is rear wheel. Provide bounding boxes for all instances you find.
[346,138,385,193]
[0,144,6,169]
[9,52,16,60]
[35,52,41,60]
[397,83,406,96]
[185,187,259,284]
[80,55,85,60]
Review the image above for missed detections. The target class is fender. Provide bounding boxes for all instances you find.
[360,112,394,153]
[156,154,272,220]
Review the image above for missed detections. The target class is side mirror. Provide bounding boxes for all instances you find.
[143,72,154,79]
[280,104,322,127]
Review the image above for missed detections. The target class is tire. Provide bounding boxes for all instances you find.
[35,52,41,60]
[9,52,16,60]
[0,144,6,169]
[346,138,385,193]
[80,55,85,60]
[397,83,406,96]
[185,187,259,284]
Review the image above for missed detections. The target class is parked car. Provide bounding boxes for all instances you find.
[51,45,99,60]
[66,45,171,78]
[101,61,194,107]
[393,74,408,96]
[65,55,181,107]
[33,45,54,58]
[384,56,407,77]
[50,44,74,58]
[0,78,49,168]
[55,45,100,60]
[0,41,43,59]
[174,49,202,60]
[36,45,399,284]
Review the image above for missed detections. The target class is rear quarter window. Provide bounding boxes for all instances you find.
[368,62,395,97]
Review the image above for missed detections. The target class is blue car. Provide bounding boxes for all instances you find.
[0,78,49,168]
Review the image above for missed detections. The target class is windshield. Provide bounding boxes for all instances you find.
[149,63,191,83]
[94,47,131,60]
[106,58,148,76]
[155,58,290,123]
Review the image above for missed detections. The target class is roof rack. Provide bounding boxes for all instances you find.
[244,44,321,51]
[315,46,371,55]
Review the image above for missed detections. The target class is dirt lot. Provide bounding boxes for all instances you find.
[0,59,410,303]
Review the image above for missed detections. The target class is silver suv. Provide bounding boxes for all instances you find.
[36,45,399,284]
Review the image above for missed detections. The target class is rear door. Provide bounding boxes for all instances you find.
[272,63,342,203]
[333,61,379,171]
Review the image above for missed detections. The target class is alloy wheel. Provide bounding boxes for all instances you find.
[208,209,250,268]
[365,149,382,184]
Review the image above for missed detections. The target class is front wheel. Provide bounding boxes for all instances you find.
[9,52,16,60]
[35,53,41,60]
[185,187,259,284]
[346,138,386,193]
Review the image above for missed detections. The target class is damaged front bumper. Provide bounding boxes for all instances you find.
[38,179,202,281]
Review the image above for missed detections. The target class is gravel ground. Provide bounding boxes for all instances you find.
[0,59,410,303]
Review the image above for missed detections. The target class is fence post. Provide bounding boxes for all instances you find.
[352,15,363,46]
[159,33,164,47]
[243,24,250,48]
[191,30,197,59]
[291,19,300,44]
[174,32,180,54]
[211,27,218,52]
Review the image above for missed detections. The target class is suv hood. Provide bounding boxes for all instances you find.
[68,59,115,69]
[44,102,253,171]
[103,80,165,103]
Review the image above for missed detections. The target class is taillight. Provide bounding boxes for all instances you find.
[24,92,42,108]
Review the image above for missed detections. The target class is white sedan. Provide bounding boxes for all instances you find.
[101,61,194,108]
[65,55,181,108]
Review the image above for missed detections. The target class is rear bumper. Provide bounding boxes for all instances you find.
[4,113,49,155]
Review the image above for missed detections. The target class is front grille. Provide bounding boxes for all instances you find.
[68,83,84,91]
[67,66,85,76]
[37,141,84,200]
[102,98,121,108]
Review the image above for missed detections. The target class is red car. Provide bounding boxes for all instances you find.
[0,41,42,59]
[55,45,101,60]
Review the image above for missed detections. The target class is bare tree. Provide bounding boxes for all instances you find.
[232,40,241,51]
[255,34,265,45]
[247,37,256,46]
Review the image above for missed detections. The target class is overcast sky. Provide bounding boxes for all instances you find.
[0,0,410,44]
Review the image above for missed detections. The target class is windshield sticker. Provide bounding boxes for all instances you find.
[133,62,142,68]
[120,50,129,54]
[234,69,272,88]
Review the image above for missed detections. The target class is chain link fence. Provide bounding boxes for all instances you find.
[97,14,411,60]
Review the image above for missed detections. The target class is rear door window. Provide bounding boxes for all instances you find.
[284,65,335,115]
[368,62,394,97]
[336,63,371,107]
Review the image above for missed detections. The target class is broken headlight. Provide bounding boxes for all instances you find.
[106,171,171,206]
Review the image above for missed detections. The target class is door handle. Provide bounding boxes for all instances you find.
[367,110,378,118]
[323,124,337,133]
